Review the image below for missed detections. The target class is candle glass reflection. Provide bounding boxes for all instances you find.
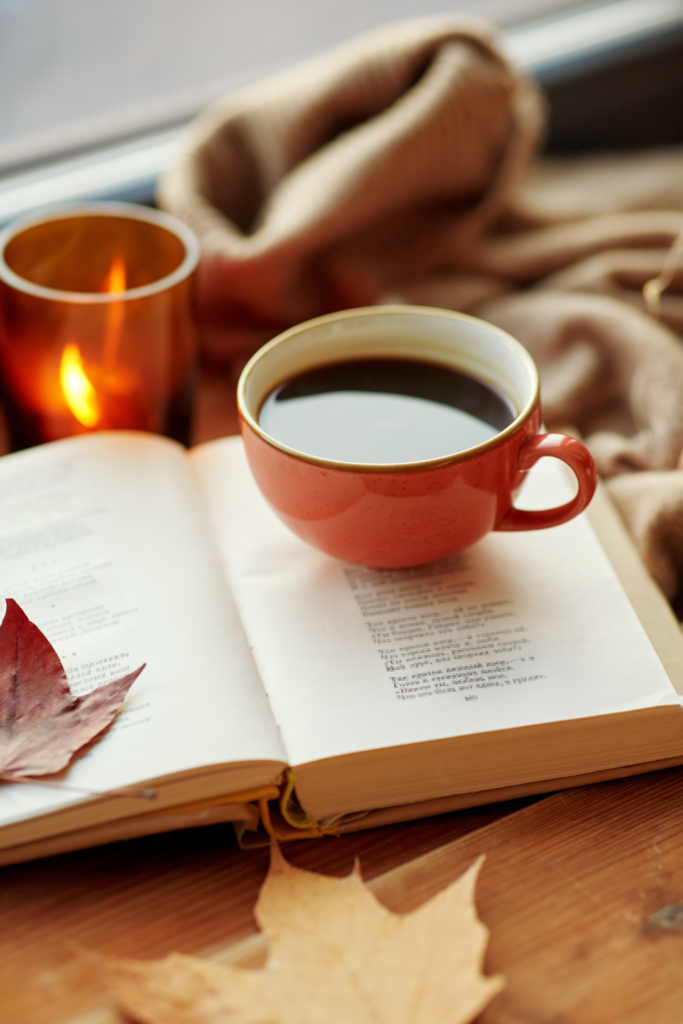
[0,203,200,450]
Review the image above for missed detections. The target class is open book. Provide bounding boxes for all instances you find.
[1,431,682,865]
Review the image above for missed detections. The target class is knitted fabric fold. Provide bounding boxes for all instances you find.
[159,16,543,359]
[159,16,683,602]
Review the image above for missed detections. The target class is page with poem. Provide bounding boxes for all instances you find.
[191,437,680,770]
[0,433,286,830]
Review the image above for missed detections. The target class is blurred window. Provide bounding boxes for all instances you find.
[0,0,587,170]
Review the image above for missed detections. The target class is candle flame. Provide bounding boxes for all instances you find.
[103,256,126,368]
[59,344,100,427]
[103,255,126,294]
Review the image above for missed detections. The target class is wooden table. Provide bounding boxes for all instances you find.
[3,375,683,1023]
[4,767,683,1024]
[0,799,521,1023]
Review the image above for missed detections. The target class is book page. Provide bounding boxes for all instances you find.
[0,433,286,830]
[191,437,680,769]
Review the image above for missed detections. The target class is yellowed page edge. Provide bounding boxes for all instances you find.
[331,754,683,833]
[294,703,683,819]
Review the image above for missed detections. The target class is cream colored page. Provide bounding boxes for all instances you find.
[0,433,285,829]
[191,437,679,769]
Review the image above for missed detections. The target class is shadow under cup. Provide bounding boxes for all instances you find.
[238,306,598,569]
[0,203,199,449]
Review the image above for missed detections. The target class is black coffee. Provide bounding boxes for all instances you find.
[258,358,516,464]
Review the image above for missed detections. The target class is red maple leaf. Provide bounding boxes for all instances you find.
[0,599,144,779]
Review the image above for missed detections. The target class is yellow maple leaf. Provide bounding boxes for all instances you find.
[105,845,503,1024]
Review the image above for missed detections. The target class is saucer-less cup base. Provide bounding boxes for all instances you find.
[238,306,598,569]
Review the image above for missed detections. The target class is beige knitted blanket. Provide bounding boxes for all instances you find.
[159,15,683,602]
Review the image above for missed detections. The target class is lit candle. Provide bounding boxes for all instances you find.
[60,343,101,427]
[0,204,199,450]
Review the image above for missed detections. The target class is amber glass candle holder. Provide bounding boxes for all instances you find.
[0,203,200,450]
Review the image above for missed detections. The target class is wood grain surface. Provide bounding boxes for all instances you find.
[0,801,521,1024]
[7,765,683,1023]
[370,767,683,1024]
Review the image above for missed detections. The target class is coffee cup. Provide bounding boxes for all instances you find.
[237,305,598,568]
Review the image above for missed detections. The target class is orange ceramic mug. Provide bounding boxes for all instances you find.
[237,306,598,568]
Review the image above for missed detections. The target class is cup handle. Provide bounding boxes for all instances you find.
[496,433,598,532]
